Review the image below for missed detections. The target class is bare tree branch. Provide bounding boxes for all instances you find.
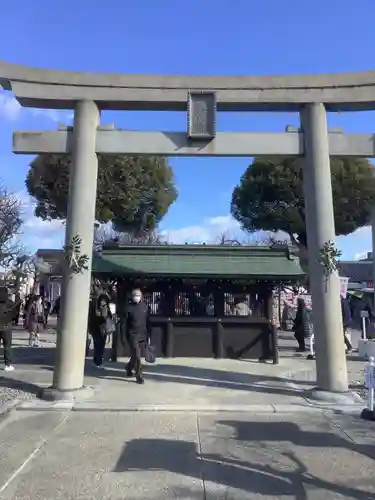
[0,184,24,267]
[93,224,166,250]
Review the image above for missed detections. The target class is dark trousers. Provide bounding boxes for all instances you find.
[343,327,352,350]
[0,330,12,365]
[110,325,120,362]
[86,332,91,357]
[13,312,20,326]
[92,331,106,366]
[126,340,145,377]
[294,331,306,350]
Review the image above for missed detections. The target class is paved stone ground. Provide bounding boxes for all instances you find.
[0,324,373,498]
[0,409,374,499]
[0,324,369,410]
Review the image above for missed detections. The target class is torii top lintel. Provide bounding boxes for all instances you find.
[1,60,375,112]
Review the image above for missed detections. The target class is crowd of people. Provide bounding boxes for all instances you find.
[0,282,371,384]
[0,284,151,384]
[0,288,60,371]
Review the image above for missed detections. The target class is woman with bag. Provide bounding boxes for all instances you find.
[89,293,115,368]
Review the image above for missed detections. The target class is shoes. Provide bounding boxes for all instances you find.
[296,347,307,353]
[4,365,15,372]
[136,376,145,385]
[94,363,104,369]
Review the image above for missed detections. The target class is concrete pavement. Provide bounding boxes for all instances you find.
[0,409,374,499]
[0,325,367,412]
[0,326,374,498]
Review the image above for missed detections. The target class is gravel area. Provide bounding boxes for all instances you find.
[0,387,36,406]
[348,360,367,401]
[0,376,37,407]
[286,357,368,400]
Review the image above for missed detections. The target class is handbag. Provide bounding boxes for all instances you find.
[100,316,116,336]
[144,339,156,364]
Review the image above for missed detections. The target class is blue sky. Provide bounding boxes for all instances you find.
[1,0,375,259]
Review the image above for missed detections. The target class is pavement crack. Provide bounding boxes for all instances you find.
[196,412,207,500]
[0,413,69,495]
[322,411,357,444]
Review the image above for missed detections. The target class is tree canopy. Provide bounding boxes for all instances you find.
[25,154,178,234]
[231,157,375,247]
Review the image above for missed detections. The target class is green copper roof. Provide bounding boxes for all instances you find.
[92,244,304,280]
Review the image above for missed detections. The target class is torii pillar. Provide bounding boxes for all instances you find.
[300,103,349,395]
[43,100,99,400]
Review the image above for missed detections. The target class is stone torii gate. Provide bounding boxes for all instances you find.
[2,60,375,400]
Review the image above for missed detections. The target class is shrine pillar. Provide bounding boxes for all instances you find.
[46,100,99,398]
[300,103,348,393]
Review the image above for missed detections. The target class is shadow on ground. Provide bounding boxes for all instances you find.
[92,362,313,399]
[7,347,56,366]
[114,418,375,498]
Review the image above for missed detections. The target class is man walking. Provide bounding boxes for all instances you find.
[0,286,17,371]
[124,288,151,385]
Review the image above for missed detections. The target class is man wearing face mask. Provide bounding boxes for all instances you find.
[124,288,151,384]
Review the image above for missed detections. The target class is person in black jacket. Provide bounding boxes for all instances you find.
[124,288,151,384]
[0,286,19,371]
[88,293,113,368]
[293,298,310,352]
[341,296,353,353]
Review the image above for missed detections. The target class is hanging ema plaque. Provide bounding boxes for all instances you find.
[187,91,216,140]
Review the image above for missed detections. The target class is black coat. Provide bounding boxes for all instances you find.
[294,307,310,338]
[341,298,351,327]
[124,301,151,344]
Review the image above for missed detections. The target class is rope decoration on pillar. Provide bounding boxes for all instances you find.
[318,240,342,279]
[63,234,89,274]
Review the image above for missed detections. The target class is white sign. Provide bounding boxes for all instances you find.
[280,277,350,311]
[340,277,349,299]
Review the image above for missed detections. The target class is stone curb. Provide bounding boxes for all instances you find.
[14,401,364,414]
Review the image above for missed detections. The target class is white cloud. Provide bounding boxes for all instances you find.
[24,217,64,232]
[0,91,73,123]
[336,226,372,260]
[161,215,291,245]
[0,93,21,120]
[160,215,240,243]
[14,190,65,252]
[353,250,371,261]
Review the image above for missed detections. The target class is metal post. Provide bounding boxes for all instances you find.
[361,356,375,420]
[371,208,375,313]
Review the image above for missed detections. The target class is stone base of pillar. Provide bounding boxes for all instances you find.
[304,388,363,406]
[361,408,375,421]
[39,385,94,402]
